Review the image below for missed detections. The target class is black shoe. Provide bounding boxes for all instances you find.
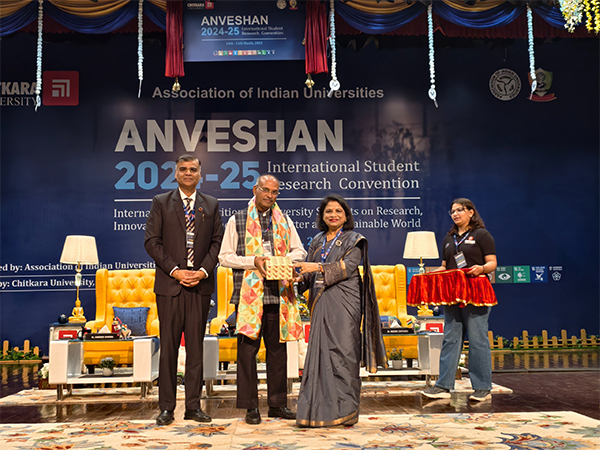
[268,406,296,420]
[156,410,174,426]
[184,408,211,422]
[245,408,261,425]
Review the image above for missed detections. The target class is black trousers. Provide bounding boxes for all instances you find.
[236,303,288,409]
[156,289,211,411]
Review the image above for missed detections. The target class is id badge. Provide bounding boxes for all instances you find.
[314,272,324,288]
[454,251,467,268]
[262,240,272,257]
[186,231,194,249]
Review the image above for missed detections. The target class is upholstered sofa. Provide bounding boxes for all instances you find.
[83,268,159,369]
[209,264,418,365]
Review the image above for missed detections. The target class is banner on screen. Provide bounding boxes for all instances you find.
[184,0,305,62]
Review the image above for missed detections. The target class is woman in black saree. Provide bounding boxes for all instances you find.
[293,194,387,427]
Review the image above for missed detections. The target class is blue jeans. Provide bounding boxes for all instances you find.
[435,304,492,391]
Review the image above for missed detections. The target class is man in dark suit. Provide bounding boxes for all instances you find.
[145,154,223,426]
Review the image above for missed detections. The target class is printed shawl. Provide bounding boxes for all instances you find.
[236,198,304,342]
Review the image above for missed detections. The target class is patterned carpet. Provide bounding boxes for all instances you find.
[0,379,513,405]
[1,411,598,449]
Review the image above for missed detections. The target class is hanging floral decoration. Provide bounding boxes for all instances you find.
[585,0,600,33]
[327,0,340,98]
[559,0,584,31]
[427,4,438,108]
[35,0,43,111]
[137,0,144,98]
[527,5,537,98]
[560,0,599,33]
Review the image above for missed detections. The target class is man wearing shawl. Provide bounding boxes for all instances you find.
[218,174,307,425]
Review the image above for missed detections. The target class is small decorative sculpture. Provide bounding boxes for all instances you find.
[119,324,131,340]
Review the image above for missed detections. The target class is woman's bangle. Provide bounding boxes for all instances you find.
[318,263,323,273]
[481,265,486,274]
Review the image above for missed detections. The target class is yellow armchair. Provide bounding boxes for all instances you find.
[83,268,159,368]
[364,264,418,361]
[210,267,236,336]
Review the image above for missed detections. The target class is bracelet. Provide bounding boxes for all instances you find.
[318,263,323,273]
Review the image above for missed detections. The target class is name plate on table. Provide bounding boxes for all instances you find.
[265,256,293,280]
[382,327,414,335]
[84,333,119,340]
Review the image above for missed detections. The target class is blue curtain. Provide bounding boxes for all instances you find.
[434,2,524,29]
[336,2,426,34]
[533,3,568,28]
[0,2,37,37]
[144,2,166,31]
[0,1,166,37]
[46,2,138,34]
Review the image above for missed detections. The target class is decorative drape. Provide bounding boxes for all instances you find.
[305,0,329,76]
[0,0,166,36]
[165,0,184,81]
[0,0,591,38]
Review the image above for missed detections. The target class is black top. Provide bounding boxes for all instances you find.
[442,228,496,269]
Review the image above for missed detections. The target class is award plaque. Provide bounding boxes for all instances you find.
[265,256,293,280]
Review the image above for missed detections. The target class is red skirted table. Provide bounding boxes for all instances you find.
[408,269,497,308]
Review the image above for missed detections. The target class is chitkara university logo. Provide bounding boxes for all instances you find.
[42,71,79,106]
[489,69,521,101]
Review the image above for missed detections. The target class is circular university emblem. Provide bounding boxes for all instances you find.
[277,0,287,9]
[489,69,521,101]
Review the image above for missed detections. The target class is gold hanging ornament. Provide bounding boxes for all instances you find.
[305,73,315,88]
[172,76,181,92]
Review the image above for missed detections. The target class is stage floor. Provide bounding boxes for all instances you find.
[1,349,598,424]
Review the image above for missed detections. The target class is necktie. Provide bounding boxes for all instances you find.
[184,198,195,267]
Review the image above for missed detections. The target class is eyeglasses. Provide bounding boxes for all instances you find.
[448,207,466,216]
[257,186,280,196]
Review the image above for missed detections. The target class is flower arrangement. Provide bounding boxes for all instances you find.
[38,363,49,380]
[99,357,116,370]
[388,348,403,361]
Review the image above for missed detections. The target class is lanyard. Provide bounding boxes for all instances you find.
[321,229,343,263]
[261,213,272,238]
[453,231,470,252]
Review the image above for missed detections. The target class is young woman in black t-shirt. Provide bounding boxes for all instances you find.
[421,198,497,402]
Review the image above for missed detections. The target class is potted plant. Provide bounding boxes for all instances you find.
[99,357,116,376]
[388,348,404,370]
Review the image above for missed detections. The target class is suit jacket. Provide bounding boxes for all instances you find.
[145,189,224,297]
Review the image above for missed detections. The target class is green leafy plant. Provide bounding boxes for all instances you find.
[388,348,403,361]
[99,357,116,370]
[0,348,38,361]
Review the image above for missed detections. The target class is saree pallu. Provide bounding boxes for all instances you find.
[407,268,497,308]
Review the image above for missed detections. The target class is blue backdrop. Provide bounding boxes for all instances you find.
[1,32,598,355]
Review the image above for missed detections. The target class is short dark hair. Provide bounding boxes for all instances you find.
[447,197,486,235]
[176,154,200,167]
[316,194,355,232]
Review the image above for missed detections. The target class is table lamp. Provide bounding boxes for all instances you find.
[59,235,99,323]
[403,231,439,317]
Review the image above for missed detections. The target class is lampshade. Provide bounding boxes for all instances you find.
[403,231,439,260]
[60,235,99,265]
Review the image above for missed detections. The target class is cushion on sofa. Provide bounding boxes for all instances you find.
[113,306,149,336]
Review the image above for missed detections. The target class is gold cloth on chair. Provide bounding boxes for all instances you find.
[407,269,497,308]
